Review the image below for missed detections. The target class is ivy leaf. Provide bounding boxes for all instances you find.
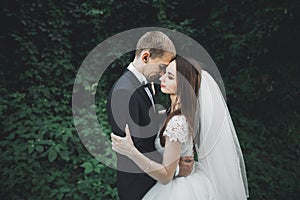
[54,144,62,152]
[35,145,44,152]
[94,166,100,174]
[59,186,71,193]
[28,145,34,154]
[48,148,57,163]
[58,151,69,161]
[80,162,93,174]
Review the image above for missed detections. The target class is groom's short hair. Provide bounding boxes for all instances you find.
[135,31,176,59]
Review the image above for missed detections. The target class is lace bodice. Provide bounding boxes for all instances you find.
[155,115,194,157]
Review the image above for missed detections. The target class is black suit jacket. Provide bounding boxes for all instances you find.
[107,70,162,200]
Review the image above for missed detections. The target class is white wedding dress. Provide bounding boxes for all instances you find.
[142,115,217,200]
[142,70,248,199]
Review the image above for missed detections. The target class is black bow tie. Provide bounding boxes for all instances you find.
[143,83,151,88]
[143,82,155,96]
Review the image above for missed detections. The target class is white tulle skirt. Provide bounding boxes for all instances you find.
[142,164,217,200]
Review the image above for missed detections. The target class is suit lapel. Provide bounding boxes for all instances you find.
[124,70,153,107]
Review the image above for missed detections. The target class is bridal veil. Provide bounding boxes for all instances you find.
[194,70,249,199]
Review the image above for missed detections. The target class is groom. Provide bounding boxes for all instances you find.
[107,31,193,200]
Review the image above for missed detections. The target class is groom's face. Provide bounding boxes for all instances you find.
[143,52,175,83]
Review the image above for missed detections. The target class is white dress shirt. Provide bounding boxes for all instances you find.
[127,63,155,111]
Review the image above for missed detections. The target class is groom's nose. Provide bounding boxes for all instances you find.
[159,64,167,75]
[159,71,165,76]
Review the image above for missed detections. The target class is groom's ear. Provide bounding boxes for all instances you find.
[141,51,150,63]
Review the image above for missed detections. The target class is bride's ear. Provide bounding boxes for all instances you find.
[172,96,181,110]
[175,95,180,103]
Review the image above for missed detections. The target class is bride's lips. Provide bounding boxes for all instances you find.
[160,84,166,88]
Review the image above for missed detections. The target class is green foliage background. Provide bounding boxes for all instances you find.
[0,0,299,199]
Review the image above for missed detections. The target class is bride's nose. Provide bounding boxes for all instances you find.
[159,74,165,82]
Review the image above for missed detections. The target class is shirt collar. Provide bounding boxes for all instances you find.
[127,62,148,84]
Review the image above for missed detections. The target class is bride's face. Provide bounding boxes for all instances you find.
[159,60,177,94]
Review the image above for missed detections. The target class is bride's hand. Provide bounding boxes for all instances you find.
[111,124,137,158]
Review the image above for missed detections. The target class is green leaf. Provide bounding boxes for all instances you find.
[94,166,100,174]
[91,158,100,166]
[54,144,62,152]
[35,145,44,152]
[80,162,93,174]
[28,145,34,154]
[49,189,59,198]
[48,148,57,163]
[59,186,71,193]
[6,132,16,140]
[58,151,70,161]
[19,144,28,151]
[57,193,64,200]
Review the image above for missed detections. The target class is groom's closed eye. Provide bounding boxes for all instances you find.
[159,64,167,74]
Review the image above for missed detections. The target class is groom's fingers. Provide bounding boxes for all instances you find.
[183,157,194,163]
[178,156,194,177]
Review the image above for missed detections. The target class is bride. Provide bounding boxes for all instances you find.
[111,56,249,199]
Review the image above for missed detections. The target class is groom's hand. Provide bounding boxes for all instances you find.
[178,156,194,177]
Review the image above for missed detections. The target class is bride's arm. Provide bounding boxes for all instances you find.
[130,136,181,184]
[158,109,167,115]
[111,125,181,185]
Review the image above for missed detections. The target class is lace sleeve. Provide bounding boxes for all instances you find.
[163,115,189,143]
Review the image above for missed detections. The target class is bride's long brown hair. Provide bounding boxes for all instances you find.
[159,56,201,147]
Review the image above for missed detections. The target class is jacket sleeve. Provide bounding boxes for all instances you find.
[108,88,157,153]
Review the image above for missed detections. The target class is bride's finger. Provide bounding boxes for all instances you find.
[112,146,118,153]
[111,138,118,145]
[111,137,119,144]
[111,133,121,140]
[125,124,131,136]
